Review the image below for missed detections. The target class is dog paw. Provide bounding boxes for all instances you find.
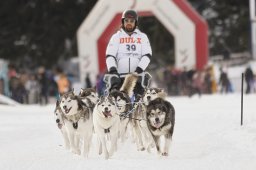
[83,153,89,158]
[64,145,70,150]
[161,152,168,156]
[109,151,113,157]
[71,148,81,155]
[104,152,109,160]
[139,147,145,151]
[146,147,151,153]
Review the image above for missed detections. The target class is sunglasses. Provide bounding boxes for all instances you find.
[124,18,136,23]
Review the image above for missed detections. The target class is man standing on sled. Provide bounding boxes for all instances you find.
[105,9,152,100]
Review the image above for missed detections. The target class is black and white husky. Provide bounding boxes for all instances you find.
[143,87,167,105]
[146,97,175,156]
[59,91,93,157]
[79,87,98,107]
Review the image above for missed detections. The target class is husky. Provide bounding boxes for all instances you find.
[79,87,98,107]
[143,88,167,105]
[110,73,138,142]
[54,100,70,150]
[93,95,120,159]
[93,73,138,159]
[59,91,93,157]
[131,98,155,152]
[146,97,175,156]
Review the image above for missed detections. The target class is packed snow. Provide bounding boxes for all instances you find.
[0,93,256,170]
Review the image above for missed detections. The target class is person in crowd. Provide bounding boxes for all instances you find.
[38,67,49,105]
[204,66,213,94]
[186,67,196,96]
[218,67,232,93]
[56,73,70,94]
[25,74,40,104]
[244,65,254,94]
[10,77,26,103]
[189,70,203,97]
[85,73,92,88]
[8,64,17,79]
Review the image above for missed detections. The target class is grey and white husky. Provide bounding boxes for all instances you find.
[146,97,175,156]
[110,73,138,142]
[59,91,93,157]
[143,87,167,105]
[79,86,98,107]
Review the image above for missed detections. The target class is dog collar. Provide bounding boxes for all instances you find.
[104,128,110,133]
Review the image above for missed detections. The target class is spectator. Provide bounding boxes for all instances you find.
[189,71,203,97]
[10,77,26,103]
[218,67,232,93]
[38,67,49,105]
[204,67,212,94]
[244,65,254,94]
[85,73,92,88]
[25,74,40,104]
[57,73,70,94]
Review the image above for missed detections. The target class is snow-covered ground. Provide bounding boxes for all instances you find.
[0,93,256,170]
[0,94,20,106]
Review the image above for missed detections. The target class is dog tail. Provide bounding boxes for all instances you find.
[158,89,167,99]
[120,73,138,97]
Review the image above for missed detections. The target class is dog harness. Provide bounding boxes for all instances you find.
[63,107,90,129]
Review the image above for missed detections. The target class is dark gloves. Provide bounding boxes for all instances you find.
[108,67,121,91]
[135,67,143,74]
[109,67,119,75]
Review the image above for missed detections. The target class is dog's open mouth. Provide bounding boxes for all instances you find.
[153,121,163,128]
[102,111,112,118]
[64,107,72,114]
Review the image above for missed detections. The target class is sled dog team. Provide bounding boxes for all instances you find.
[54,73,175,159]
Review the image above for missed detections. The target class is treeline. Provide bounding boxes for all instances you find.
[0,0,250,69]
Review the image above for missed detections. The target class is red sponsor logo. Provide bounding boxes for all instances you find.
[120,37,141,44]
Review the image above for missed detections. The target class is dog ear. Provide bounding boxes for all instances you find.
[75,96,84,110]
[72,88,75,95]
[56,100,60,107]
[164,100,174,113]
[99,95,105,103]
[79,88,84,95]
[86,99,94,108]
[143,88,148,94]
[59,93,63,98]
